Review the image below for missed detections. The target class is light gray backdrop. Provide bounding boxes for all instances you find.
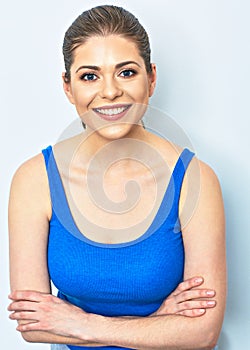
[1,0,249,349]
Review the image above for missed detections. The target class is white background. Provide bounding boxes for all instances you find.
[1,0,249,349]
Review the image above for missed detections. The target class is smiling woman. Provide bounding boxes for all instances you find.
[62,35,156,138]
[8,4,226,350]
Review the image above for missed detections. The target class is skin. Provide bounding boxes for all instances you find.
[63,35,156,141]
[8,34,226,349]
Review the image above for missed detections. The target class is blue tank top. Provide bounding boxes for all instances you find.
[42,145,194,350]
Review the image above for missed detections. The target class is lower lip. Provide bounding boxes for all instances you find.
[94,106,131,122]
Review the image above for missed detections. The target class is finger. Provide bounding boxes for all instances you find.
[171,277,204,296]
[177,300,216,312]
[16,321,41,332]
[8,301,38,312]
[174,289,216,303]
[9,311,37,321]
[9,290,47,302]
[177,309,206,317]
[16,321,49,332]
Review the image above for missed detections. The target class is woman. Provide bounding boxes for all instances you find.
[8,5,226,350]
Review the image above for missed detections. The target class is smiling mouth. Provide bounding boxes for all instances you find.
[93,104,131,121]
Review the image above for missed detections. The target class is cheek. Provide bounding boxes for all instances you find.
[139,76,151,98]
[134,88,150,104]
[126,78,150,102]
[72,86,96,108]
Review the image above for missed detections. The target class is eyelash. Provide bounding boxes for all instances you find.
[80,73,98,81]
[120,69,137,78]
[80,69,137,82]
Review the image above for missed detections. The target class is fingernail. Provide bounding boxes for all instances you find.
[206,290,215,296]
[207,301,216,306]
[195,277,203,283]
[199,309,205,313]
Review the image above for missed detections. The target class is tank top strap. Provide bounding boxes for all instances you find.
[172,148,195,195]
[42,145,64,204]
[41,145,52,168]
[42,145,195,238]
[167,148,195,231]
[42,145,78,235]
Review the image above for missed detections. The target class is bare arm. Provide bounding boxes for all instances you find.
[8,157,226,349]
[8,155,106,346]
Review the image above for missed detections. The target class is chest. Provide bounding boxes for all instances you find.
[60,161,172,244]
[48,218,184,305]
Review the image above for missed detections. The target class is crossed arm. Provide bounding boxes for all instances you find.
[8,277,218,349]
[8,154,226,349]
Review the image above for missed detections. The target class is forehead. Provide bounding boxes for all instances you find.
[72,35,143,67]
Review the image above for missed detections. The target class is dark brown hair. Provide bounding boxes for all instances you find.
[62,5,152,82]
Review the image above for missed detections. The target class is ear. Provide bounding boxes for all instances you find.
[62,72,75,105]
[148,63,157,97]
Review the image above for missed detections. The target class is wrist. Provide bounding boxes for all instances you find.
[80,312,109,343]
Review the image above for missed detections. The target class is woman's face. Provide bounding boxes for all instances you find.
[63,35,156,140]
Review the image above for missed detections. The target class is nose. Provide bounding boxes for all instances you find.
[99,76,122,100]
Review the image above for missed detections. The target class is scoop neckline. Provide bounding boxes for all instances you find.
[48,146,189,249]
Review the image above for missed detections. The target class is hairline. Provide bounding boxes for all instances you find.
[65,33,151,81]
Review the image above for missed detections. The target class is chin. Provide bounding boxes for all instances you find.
[96,123,135,140]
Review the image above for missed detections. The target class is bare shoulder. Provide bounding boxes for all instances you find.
[12,152,46,179]
[9,152,51,220]
[179,155,224,232]
[146,131,221,193]
[181,155,224,229]
[196,158,224,215]
[145,131,185,167]
[197,158,221,183]
[188,157,222,197]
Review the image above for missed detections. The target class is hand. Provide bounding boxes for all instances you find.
[8,290,90,340]
[150,277,216,317]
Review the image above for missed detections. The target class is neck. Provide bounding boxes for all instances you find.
[79,123,150,169]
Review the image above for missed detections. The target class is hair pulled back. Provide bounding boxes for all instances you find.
[63,5,152,82]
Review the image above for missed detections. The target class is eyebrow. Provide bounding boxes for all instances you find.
[75,61,141,73]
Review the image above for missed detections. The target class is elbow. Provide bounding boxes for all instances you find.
[185,320,220,350]
[21,331,39,343]
[193,313,222,350]
[196,329,219,350]
[16,321,40,343]
[205,331,219,350]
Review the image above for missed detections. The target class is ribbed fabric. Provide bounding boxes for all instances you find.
[42,145,194,350]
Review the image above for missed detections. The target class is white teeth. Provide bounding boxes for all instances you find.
[96,106,128,115]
